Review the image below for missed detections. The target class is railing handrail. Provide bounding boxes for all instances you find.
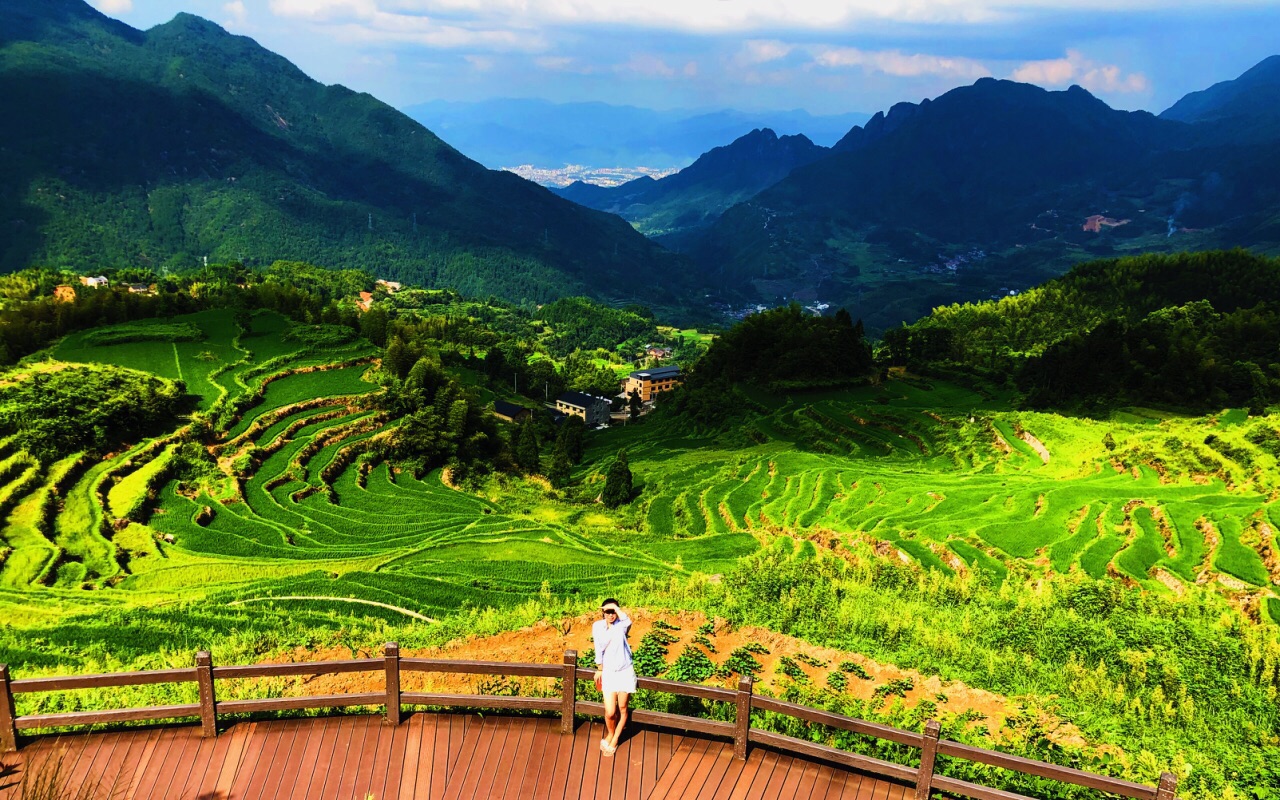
[0,648,1177,800]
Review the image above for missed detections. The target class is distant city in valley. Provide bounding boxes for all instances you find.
[502,164,680,188]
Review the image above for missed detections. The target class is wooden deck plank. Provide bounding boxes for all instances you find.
[267,717,320,800]
[240,721,300,800]
[687,741,736,800]
[620,727,645,800]
[406,713,437,800]
[516,719,560,800]
[378,718,411,800]
[243,719,302,800]
[0,712,916,800]
[130,726,185,800]
[726,750,779,800]
[332,715,376,800]
[314,715,359,800]
[750,753,794,800]
[211,722,257,800]
[473,717,519,800]
[444,715,497,800]
[349,715,391,800]
[428,713,455,800]
[284,716,334,800]
[171,730,222,800]
[640,727,661,799]
[820,768,850,800]
[498,717,536,800]
[181,723,236,800]
[100,727,158,800]
[66,730,121,799]
[649,737,709,800]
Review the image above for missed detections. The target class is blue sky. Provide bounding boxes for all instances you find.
[91,0,1280,116]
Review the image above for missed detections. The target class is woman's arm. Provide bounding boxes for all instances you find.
[592,621,605,666]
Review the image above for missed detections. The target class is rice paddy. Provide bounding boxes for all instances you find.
[0,307,1276,667]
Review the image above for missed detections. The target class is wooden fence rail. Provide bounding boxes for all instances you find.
[0,645,1177,800]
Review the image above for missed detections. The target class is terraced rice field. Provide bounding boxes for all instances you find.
[605,383,1280,604]
[2,309,1277,634]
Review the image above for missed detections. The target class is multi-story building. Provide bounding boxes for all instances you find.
[623,366,682,402]
[555,391,611,426]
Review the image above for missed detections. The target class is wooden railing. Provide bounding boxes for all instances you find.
[0,647,1178,800]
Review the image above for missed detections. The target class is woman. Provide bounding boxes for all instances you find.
[591,598,635,755]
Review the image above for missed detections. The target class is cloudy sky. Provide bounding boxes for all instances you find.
[92,0,1280,116]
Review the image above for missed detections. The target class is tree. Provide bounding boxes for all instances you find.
[628,390,643,420]
[602,450,633,508]
[557,416,586,464]
[516,420,541,473]
[548,447,572,488]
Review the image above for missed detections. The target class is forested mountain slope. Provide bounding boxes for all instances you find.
[553,128,829,242]
[686,70,1280,331]
[0,0,683,304]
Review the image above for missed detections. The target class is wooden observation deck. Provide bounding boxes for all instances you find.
[0,647,1178,800]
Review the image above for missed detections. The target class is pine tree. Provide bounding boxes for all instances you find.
[516,421,540,473]
[558,416,585,464]
[548,446,571,488]
[601,450,632,508]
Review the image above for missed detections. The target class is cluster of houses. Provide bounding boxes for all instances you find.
[358,279,403,312]
[492,365,684,428]
[53,276,156,302]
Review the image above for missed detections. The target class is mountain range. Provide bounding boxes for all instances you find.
[400,99,869,170]
[0,0,682,306]
[552,128,830,243]
[614,65,1280,329]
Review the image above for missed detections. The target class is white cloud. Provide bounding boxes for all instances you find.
[1012,50,1149,93]
[222,1,249,28]
[266,1,1230,37]
[464,54,495,71]
[812,46,992,80]
[616,54,677,79]
[739,40,793,65]
[92,0,133,13]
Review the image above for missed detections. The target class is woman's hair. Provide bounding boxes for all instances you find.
[602,597,620,607]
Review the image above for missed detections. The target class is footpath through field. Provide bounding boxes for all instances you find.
[0,712,903,800]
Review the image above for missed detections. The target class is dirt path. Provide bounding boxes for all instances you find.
[254,609,1089,750]
[228,595,436,621]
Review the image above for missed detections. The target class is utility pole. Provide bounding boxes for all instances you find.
[412,212,417,233]
[368,213,373,231]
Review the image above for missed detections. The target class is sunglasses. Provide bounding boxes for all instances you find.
[601,608,618,615]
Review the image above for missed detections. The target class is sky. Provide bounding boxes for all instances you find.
[91,0,1280,117]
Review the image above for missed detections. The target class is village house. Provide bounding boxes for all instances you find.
[128,283,156,295]
[555,391,611,426]
[646,346,673,359]
[79,275,109,288]
[624,365,682,402]
[53,285,76,303]
[492,400,532,424]
[375,279,402,293]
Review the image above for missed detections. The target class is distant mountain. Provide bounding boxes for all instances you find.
[553,129,829,241]
[1160,55,1280,143]
[686,72,1280,331]
[401,98,868,171]
[0,0,683,305]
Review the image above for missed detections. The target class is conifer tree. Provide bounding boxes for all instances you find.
[516,420,540,473]
[602,449,632,507]
[548,446,572,488]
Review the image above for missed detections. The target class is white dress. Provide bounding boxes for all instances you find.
[592,610,637,694]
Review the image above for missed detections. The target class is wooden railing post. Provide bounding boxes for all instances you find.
[915,720,941,800]
[1155,771,1178,800]
[195,651,217,738]
[733,674,753,760]
[0,665,17,753]
[561,650,577,734]
[384,642,401,725]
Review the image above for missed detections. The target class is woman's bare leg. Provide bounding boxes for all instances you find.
[609,692,630,748]
[603,689,619,747]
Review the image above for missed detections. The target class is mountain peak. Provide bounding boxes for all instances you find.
[1160,53,1280,133]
